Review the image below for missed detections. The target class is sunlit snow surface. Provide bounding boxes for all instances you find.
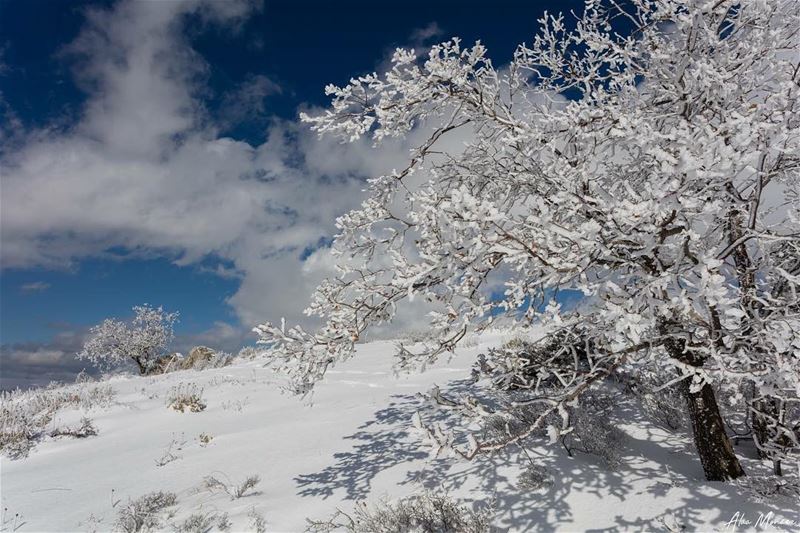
[2,332,797,532]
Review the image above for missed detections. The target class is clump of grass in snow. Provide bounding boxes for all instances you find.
[49,417,98,439]
[0,382,114,459]
[197,433,213,447]
[201,473,261,500]
[166,383,206,413]
[114,491,177,533]
[173,511,231,533]
[247,508,267,533]
[154,435,186,467]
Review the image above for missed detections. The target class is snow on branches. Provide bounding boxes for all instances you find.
[256,0,800,475]
[78,304,179,375]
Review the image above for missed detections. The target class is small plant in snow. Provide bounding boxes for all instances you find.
[306,492,496,533]
[197,433,213,447]
[221,397,249,412]
[78,512,104,533]
[0,415,38,459]
[166,384,206,413]
[75,369,94,384]
[237,346,266,360]
[172,511,231,533]
[1,507,25,532]
[155,435,186,467]
[517,464,554,491]
[201,473,261,500]
[50,417,98,439]
[113,491,177,533]
[247,508,267,533]
[78,304,178,375]
[215,513,231,532]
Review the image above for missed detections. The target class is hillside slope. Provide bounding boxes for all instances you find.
[2,332,797,532]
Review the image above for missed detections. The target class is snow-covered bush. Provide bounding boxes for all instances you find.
[173,513,215,533]
[0,409,38,459]
[305,492,496,533]
[78,304,178,375]
[257,0,800,481]
[50,417,98,439]
[247,508,267,533]
[561,392,627,469]
[166,384,206,413]
[216,513,232,531]
[474,386,626,469]
[113,491,177,533]
[237,346,266,360]
[201,473,261,500]
[75,369,94,384]
[172,511,231,533]
[734,475,800,504]
[476,331,591,391]
[0,382,115,459]
[619,364,687,431]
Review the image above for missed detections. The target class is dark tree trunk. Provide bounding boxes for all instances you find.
[752,397,788,476]
[682,380,746,481]
[133,357,148,375]
[752,397,773,460]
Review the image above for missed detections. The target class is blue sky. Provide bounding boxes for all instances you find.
[0,0,586,389]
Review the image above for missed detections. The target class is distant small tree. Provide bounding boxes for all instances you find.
[78,305,179,374]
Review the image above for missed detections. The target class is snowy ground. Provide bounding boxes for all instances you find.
[2,332,798,532]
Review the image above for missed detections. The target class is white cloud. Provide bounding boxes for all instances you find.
[0,329,88,390]
[0,0,446,341]
[173,320,253,354]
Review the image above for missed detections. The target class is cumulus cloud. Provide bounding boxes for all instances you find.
[0,0,443,346]
[172,321,253,354]
[0,328,88,390]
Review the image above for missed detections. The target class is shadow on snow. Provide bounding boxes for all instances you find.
[295,377,794,531]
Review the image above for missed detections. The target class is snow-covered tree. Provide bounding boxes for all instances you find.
[78,305,179,375]
[257,0,800,481]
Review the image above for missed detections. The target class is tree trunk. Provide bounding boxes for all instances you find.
[752,397,773,460]
[133,357,148,375]
[683,380,746,481]
[752,397,789,476]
